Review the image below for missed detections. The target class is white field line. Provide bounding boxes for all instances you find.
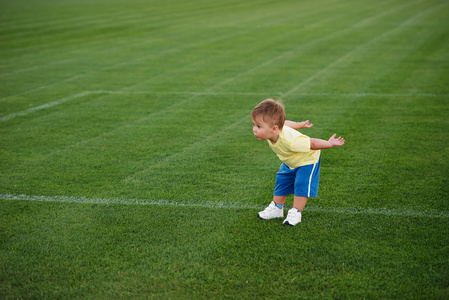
[0,92,90,122]
[1,193,448,219]
[0,91,92,122]
[2,90,446,123]
[0,59,75,79]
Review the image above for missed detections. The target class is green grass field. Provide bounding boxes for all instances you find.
[1,0,448,298]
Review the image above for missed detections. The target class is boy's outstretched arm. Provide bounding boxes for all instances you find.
[310,134,345,150]
[285,120,313,129]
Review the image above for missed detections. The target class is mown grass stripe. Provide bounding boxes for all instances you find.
[2,193,447,219]
[0,0,413,113]
[0,0,379,83]
[195,0,426,96]
[2,90,446,122]
[0,4,317,96]
[0,1,241,47]
[0,0,329,70]
[0,0,393,98]
[90,91,449,97]
[284,0,446,96]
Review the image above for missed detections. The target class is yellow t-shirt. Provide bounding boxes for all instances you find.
[268,125,320,169]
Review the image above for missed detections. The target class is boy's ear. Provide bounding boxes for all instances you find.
[272,124,280,133]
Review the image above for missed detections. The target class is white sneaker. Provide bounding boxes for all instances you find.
[258,201,284,219]
[283,208,302,226]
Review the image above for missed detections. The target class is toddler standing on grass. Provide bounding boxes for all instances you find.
[251,99,345,226]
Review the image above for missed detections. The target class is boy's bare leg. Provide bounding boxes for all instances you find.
[273,195,287,205]
[293,196,308,211]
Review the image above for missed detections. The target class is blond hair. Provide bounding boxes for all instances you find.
[251,99,285,129]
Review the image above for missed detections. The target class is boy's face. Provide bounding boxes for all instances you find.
[252,118,278,142]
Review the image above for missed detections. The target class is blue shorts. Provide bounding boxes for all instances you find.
[274,157,321,197]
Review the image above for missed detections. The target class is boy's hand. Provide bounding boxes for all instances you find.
[329,134,345,146]
[284,120,313,130]
[297,120,313,128]
[310,134,345,150]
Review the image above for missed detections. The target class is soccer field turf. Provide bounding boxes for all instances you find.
[1,0,448,298]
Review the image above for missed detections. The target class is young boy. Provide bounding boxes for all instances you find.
[251,99,345,226]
